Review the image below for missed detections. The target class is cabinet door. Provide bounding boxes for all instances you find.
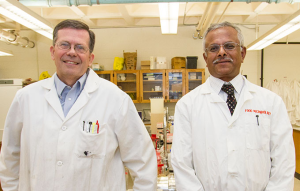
[114,70,140,103]
[95,70,114,82]
[140,70,165,103]
[166,69,185,102]
[186,69,205,93]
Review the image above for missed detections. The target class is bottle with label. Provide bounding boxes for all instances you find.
[170,121,174,134]
[168,170,176,190]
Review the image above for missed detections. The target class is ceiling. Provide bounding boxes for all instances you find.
[0,1,300,40]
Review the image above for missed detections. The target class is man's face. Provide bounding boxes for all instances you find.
[50,28,94,86]
[203,26,246,82]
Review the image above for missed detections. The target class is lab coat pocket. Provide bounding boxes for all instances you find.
[72,124,108,191]
[245,118,270,189]
[245,117,270,151]
[75,124,107,158]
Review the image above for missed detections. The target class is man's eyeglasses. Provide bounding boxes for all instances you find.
[205,42,241,53]
[55,41,89,54]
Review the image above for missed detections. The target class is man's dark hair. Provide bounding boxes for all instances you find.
[53,19,95,53]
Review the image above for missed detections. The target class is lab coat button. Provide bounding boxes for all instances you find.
[57,161,63,166]
[62,126,67,131]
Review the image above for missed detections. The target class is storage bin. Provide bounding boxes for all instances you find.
[171,57,186,69]
[186,56,198,69]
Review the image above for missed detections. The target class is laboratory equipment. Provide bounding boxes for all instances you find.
[0,79,23,141]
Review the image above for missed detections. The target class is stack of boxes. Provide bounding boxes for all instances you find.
[120,54,198,70]
[141,61,150,70]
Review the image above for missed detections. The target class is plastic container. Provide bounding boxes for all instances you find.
[168,170,176,190]
[186,56,198,69]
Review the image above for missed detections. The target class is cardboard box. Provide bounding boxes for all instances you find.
[156,63,167,69]
[171,57,186,69]
[123,50,137,70]
[141,61,150,66]
[150,98,164,113]
[156,57,166,65]
[190,76,197,80]
[150,113,164,134]
[141,65,150,70]
[171,83,182,91]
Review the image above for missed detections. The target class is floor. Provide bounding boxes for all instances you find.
[295,178,300,191]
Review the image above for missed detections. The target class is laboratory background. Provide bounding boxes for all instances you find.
[0,0,300,190]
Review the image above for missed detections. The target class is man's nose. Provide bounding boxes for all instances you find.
[66,46,77,56]
[217,45,227,57]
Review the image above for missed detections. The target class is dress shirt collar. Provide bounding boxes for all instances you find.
[54,70,89,97]
[209,74,244,94]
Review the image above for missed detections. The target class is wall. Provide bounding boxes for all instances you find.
[1,24,300,116]
[0,25,261,84]
[263,44,300,86]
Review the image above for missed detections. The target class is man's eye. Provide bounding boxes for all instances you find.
[60,42,70,48]
[76,45,85,50]
[225,44,235,49]
[209,46,219,52]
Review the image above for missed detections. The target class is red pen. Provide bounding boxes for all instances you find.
[96,120,99,134]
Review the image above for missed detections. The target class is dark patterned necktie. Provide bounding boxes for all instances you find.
[221,84,237,115]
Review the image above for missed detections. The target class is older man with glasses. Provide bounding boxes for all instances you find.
[171,21,295,191]
[0,19,157,191]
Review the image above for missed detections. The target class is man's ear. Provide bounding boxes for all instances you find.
[241,46,247,63]
[88,53,95,67]
[203,52,208,67]
[50,46,55,60]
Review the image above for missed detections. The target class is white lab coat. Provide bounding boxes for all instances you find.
[0,69,157,191]
[171,76,295,191]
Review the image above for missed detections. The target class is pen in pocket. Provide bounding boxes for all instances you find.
[256,115,259,126]
[83,121,85,131]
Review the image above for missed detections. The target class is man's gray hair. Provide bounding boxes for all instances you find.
[202,21,244,52]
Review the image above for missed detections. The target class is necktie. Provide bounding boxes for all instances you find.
[221,83,237,115]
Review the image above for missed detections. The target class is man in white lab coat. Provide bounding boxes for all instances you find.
[171,21,295,191]
[0,19,157,191]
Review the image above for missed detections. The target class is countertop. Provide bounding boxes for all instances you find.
[294,127,300,132]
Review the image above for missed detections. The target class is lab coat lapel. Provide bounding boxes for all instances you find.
[203,79,231,122]
[42,76,65,120]
[229,79,255,126]
[65,70,100,121]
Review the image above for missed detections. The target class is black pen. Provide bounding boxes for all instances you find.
[83,121,85,131]
[89,121,92,132]
[256,115,259,126]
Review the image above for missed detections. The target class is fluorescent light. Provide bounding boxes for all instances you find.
[248,9,300,50]
[159,3,179,34]
[0,48,13,56]
[0,0,53,39]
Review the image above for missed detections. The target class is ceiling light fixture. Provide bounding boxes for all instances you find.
[159,2,179,34]
[0,48,13,56]
[248,9,300,50]
[0,0,53,39]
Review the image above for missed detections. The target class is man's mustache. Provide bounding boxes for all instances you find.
[213,58,233,64]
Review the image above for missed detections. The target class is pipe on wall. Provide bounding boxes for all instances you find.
[199,2,221,38]
[193,2,213,39]
[19,0,300,7]
[0,30,35,48]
